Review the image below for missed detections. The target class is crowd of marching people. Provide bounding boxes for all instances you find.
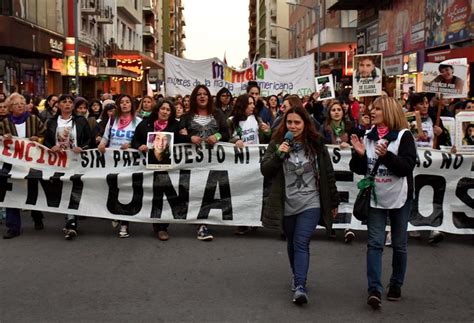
[0,82,473,307]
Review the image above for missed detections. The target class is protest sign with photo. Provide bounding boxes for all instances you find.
[406,111,422,137]
[315,75,335,100]
[422,62,468,97]
[146,132,174,169]
[352,54,383,97]
[455,111,474,152]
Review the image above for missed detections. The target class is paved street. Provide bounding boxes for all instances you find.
[1,213,473,322]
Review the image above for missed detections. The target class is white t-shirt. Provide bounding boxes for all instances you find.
[239,115,260,144]
[15,123,26,138]
[364,129,409,209]
[56,116,77,149]
[101,116,141,148]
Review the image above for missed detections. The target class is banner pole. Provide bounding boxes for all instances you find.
[432,93,443,149]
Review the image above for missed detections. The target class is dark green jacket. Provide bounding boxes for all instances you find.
[260,137,340,233]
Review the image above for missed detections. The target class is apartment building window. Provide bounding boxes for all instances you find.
[81,17,87,32]
[89,21,95,36]
[122,23,127,47]
[135,0,138,10]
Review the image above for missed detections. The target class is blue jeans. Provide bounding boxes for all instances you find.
[282,208,320,287]
[5,208,43,233]
[367,199,412,294]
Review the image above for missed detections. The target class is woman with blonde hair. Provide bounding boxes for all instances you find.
[350,96,416,309]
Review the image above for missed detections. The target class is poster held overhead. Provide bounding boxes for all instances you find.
[422,62,468,98]
[315,75,335,101]
[352,54,383,97]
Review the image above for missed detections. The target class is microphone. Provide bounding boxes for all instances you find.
[283,131,294,146]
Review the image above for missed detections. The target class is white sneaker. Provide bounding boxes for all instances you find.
[119,225,130,238]
[428,230,444,244]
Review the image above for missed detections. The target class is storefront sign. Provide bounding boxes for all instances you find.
[66,56,88,76]
[426,46,474,63]
[49,39,64,55]
[384,55,403,76]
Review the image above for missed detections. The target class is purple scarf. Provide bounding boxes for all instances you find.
[9,112,30,125]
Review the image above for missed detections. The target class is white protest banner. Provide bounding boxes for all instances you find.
[164,53,315,97]
[422,62,468,97]
[315,75,335,101]
[0,138,473,234]
[352,54,383,97]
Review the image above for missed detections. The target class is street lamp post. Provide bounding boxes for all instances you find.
[286,0,321,75]
[74,0,80,95]
[270,23,296,58]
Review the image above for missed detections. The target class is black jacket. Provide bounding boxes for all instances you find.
[349,127,417,201]
[44,115,92,149]
[179,111,230,143]
[131,118,186,148]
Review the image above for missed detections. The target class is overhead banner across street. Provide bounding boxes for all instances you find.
[0,138,473,234]
[164,53,316,97]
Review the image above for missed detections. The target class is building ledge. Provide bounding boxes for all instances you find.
[307,28,356,52]
[328,0,392,11]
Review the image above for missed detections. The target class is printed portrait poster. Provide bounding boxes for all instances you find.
[422,62,468,97]
[406,111,422,137]
[146,132,174,169]
[352,54,383,97]
[440,116,456,148]
[455,111,474,152]
[315,75,335,100]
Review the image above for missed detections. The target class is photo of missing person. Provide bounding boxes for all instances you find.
[455,112,474,151]
[354,55,382,83]
[431,64,464,92]
[462,122,474,146]
[422,62,468,98]
[147,132,174,169]
[315,75,335,100]
[352,54,383,97]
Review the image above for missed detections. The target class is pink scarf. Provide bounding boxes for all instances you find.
[377,125,389,139]
[154,119,168,132]
[117,115,133,130]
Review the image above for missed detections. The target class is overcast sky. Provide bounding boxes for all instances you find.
[182,0,249,67]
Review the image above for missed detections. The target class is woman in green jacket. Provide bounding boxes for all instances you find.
[260,103,340,305]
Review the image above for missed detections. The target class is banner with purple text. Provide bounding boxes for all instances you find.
[164,53,315,97]
[0,137,472,233]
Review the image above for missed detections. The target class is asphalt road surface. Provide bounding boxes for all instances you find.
[1,213,473,322]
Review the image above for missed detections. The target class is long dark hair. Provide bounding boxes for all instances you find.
[230,94,256,130]
[190,85,214,115]
[115,94,136,117]
[323,100,353,131]
[148,99,177,123]
[272,105,322,156]
[88,99,103,118]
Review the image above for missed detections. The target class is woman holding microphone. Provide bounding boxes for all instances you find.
[260,101,339,305]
